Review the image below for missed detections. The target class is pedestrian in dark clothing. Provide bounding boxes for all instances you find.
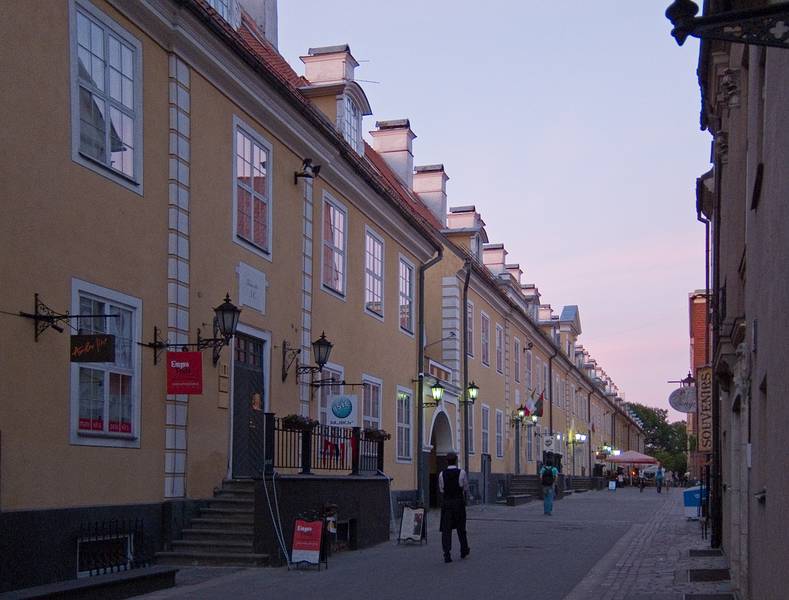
[439,451,470,563]
[540,461,559,515]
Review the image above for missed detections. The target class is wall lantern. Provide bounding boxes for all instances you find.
[431,381,445,403]
[282,331,334,382]
[529,414,538,424]
[141,293,241,366]
[463,381,479,404]
[294,158,321,184]
[574,433,588,443]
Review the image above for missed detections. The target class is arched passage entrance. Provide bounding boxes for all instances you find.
[428,410,454,508]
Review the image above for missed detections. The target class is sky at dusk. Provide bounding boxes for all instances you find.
[277,1,711,422]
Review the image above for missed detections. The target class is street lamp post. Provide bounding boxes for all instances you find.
[510,406,526,475]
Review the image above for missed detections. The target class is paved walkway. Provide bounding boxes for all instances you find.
[136,487,732,600]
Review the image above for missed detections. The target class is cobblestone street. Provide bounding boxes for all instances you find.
[136,487,731,600]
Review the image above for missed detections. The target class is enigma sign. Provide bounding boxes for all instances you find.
[697,366,713,453]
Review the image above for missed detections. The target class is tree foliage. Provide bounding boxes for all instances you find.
[626,402,687,474]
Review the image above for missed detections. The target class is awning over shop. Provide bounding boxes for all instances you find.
[607,450,658,465]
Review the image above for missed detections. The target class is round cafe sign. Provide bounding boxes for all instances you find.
[668,386,697,413]
[331,396,353,419]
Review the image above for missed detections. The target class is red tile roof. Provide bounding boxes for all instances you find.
[238,13,308,90]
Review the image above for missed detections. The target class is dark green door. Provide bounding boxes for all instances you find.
[232,333,265,478]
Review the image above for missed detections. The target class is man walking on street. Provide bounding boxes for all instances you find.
[540,460,559,515]
[655,464,664,494]
[438,451,470,563]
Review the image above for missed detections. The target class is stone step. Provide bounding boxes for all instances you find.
[506,494,533,506]
[207,497,255,510]
[181,528,254,543]
[156,551,268,567]
[171,539,253,554]
[200,507,254,521]
[221,479,256,493]
[190,518,254,532]
[214,488,255,499]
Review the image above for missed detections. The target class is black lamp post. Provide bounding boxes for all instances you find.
[464,381,479,404]
[666,0,789,49]
[424,381,445,408]
[282,331,334,382]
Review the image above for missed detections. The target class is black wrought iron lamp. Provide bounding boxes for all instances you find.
[666,0,789,49]
[282,331,333,382]
[461,381,479,405]
[423,380,445,408]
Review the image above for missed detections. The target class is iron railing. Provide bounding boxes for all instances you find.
[76,518,149,578]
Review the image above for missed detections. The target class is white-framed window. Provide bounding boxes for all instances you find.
[495,324,504,374]
[396,387,412,461]
[364,227,384,318]
[495,410,504,458]
[362,375,382,430]
[343,95,362,153]
[526,348,533,390]
[467,406,475,454]
[526,423,533,462]
[481,312,490,366]
[318,364,344,425]
[233,119,273,257]
[70,0,143,192]
[481,404,490,454]
[322,193,347,297]
[466,301,474,356]
[514,338,521,383]
[70,279,141,447]
[543,363,550,397]
[398,257,415,334]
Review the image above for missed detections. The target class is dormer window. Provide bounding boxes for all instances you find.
[343,95,362,153]
[470,233,482,261]
[205,0,240,27]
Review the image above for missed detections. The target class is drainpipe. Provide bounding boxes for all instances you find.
[587,390,593,475]
[417,247,443,506]
[461,259,472,474]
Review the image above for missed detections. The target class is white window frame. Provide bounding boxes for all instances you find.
[514,337,521,383]
[342,95,363,153]
[544,363,550,398]
[321,192,348,300]
[318,363,344,425]
[398,255,415,336]
[495,324,504,374]
[69,0,144,194]
[495,410,504,458]
[481,404,490,455]
[362,374,383,430]
[232,116,274,260]
[480,312,490,367]
[363,225,385,320]
[526,348,533,391]
[466,301,474,357]
[69,278,142,448]
[395,386,413,462]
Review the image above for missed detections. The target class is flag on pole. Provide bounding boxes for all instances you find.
[535,390,545,417]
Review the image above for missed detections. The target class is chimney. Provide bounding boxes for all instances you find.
[369,120,416,189]
[301,44,358,84]
[505,263,522,285]
[482,243,507,275]
[413,165,448,226]
[238,0,278,48]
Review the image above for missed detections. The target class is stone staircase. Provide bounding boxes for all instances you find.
[506,475,542,505]
[157,479,269,567]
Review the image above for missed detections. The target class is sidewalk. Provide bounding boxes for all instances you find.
[563,488,735,600]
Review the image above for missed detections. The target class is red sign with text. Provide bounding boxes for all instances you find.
[166,351,203,395]
[291,519,323,564]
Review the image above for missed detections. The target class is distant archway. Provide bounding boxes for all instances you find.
[428,410,454,507]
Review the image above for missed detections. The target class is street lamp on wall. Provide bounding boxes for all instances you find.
[281,331,334,382]
[463,381,479,404]
[665,0,789,49]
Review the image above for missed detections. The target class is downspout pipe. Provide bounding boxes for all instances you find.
[462,259,472,474]
[417,247,443,506]
[587,390,593,475]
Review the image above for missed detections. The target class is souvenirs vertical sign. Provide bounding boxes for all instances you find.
[697,366,713,453]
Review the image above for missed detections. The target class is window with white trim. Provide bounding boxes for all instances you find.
[71,0,142,184]
[71,280,140,447]
[468,406,475,453]
[526,349,533,391]
[396,389,412,461]
[514,338,521,382]
[318,366,343,425]
[495,324,504,374]
[481,313,490,366]
[466,301,474,356]
[481,405,490,454]
[234,125,272,254]
[543,363,549,397]
[398,258,414,333]
[362,378,381,430]
[364,228,384,317]
[322,195,347,296]
[495,410,504,458]
[343,96,362,153]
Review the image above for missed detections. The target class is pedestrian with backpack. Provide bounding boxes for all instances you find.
[540,460,559,516]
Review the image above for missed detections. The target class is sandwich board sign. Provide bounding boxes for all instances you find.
[398,505,426,544]
[291,519,324,568]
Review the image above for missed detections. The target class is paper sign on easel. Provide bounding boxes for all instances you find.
[292,519,323,564]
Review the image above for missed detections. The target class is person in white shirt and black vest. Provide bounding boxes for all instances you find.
[438,451,470,563]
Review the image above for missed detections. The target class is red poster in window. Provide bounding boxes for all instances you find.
[166,351,203,395]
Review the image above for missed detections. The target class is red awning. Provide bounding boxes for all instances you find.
[607,450,658,464]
